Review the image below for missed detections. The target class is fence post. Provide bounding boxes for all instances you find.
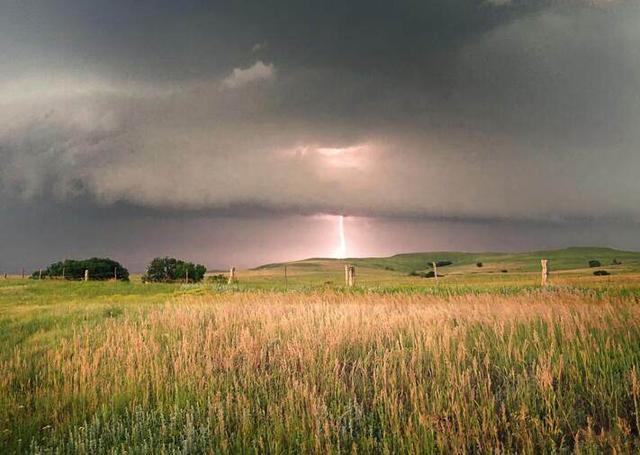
[38,269,42,280]
[432,262,438,281]
[345,265,355,287]
[84,269,89,282]
[62,267,65,280]
[284,265,288,289]
[541,259,549,286]
[114,267,117,280]
[185,269,189,284]
[21,268,25,279]
[228,267,236,284]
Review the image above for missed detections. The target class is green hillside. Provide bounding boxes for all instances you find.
[256,247,640,275]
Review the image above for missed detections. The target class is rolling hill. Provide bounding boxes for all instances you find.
[255,247,640,275]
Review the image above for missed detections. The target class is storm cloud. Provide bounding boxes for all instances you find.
[1,0,639,269]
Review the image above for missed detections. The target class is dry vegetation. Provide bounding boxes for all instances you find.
[2,289,640,453]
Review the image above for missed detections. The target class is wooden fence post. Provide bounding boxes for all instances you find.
[38,269,42,280]
[432,262,438,281]
[228,267,236,284]
[284,265,288,289]
[114,267,117,280]
[541,259,549,286]
[345,265,355,287]
[185,269,189,284]
[84,269,89,282]
[21,268,25,279]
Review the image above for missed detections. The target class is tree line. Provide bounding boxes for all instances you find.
[33,257,207,283]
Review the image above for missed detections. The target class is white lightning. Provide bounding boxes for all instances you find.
[337,215,347,258]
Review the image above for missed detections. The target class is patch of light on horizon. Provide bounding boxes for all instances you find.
[334,215,347,259]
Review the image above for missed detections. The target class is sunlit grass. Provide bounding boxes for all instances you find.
[1,280,639,452]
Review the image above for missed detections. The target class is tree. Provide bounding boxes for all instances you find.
[142,257,206,283]
[588,260,601,268]
[33,258,129,281]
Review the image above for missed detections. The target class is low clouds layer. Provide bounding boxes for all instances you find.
[222,60,275,89]
[1,0,640,223]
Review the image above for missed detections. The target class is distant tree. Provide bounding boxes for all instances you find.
[476,262,483,268]
[593,270,610,276]
[612,258,622,265]
[588,260,601,268]
[33,258,129,281]
[142,257,206,283]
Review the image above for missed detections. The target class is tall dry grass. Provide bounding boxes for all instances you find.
[2,291,640,453]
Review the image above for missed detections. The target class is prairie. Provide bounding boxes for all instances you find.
[1,273,640,453]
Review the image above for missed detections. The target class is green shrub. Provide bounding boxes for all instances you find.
[142,257,206,283]
[207,274,227,284]
[408,270,436,278]
[34,258,129,281]
[476,262,483,267]
[593,270,610,276]
[589,260,601,268]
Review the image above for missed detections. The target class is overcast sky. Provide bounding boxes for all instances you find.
[1,0,639,271]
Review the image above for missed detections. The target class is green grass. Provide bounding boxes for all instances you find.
[255,246,640,272]
[1,249,640,453]
[245,247,640,292]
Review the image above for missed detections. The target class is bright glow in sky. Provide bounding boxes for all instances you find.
[316,144,369,169]
[335,215,347,258]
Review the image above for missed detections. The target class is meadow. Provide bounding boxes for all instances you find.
[2,247,640,453]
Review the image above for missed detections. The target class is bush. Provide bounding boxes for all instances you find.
[588,260,601,268]
[476,262,483,268]
[34,258,129,281]
[593,270,611,276]
[501,269,508,273]
[409,270,437,278]
[612,258,622,265]
[142,257,206,283]
[207,274,227,284]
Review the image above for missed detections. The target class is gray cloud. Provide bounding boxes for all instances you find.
[222,60,276,89]
[1,0,639,224]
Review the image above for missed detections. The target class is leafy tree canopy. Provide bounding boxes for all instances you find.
[33,258,129,281]
[142,257,206,283]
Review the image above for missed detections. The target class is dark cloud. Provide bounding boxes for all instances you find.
[1,0,639,267]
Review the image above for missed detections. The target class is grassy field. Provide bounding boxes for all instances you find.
[2,247,640,453]
[246,246,640,290]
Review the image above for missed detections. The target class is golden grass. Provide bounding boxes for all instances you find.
[2,291,640,453]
